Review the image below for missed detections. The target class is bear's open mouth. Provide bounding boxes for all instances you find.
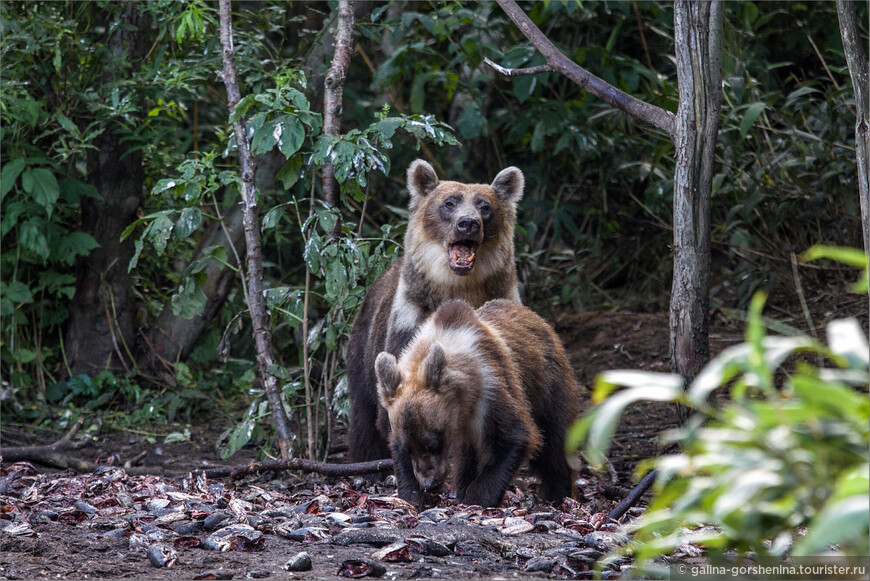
[448,240,478,274]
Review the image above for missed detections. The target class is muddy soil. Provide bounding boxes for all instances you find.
[0,305,857,580]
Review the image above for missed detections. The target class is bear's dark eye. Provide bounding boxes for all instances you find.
[443,198,457,210]
[478,201,492,219]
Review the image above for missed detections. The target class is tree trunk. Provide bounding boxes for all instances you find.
[321,0,355,209]
[144,205,246,371]
[218,0,297,460]
[65,4,148,377]
[835,0,870,319]
[669,1,723,382]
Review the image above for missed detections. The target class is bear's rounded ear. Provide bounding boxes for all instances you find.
[407,159,439,200]
[423,342,447,390]
[490,167,524,205]
[375,352,401,406]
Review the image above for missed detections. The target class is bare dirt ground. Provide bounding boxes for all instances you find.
[1,300,863,580]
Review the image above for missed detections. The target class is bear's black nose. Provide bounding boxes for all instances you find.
[456,216,480,235]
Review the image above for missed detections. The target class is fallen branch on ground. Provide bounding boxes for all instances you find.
[197,457,395,480]
[606,469,657,524]
[0,417,94,471]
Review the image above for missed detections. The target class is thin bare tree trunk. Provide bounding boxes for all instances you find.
[321,0,355,208]
[670,1,723,382]
[835,0,870,319]
[218,0,296,460]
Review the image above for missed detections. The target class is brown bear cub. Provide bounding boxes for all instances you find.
[346,160,524,464]
[375,299,579,508]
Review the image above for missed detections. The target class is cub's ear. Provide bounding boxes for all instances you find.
[375,352,401,406]
[490,166,524,205]
[423,342,447,390]
[407,159,439,200]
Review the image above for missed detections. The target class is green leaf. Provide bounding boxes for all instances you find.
[60,177,100,203]
[55,231,100,266]
[739,101,767,139]
[28,168,60,217]
[825,318,870,370]
[174,207,203,239]
[512,74,537,104]
[143,212,176,255]
[1,280,34,304]
[792,493,869,556]
[14,348,37,364]
[325,258,348,301]
[455,103,487,140]
[0,158,28,200]
[170,278,208,319]
[277,116,306,158]
[220,411,257,459]
[276,155,303,190]
[801,246,869,293]
[1,201,26,238]
[20,217,50,261]
[251,118,279,155]
[582,372,683,468]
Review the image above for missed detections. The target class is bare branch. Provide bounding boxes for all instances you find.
[606,469,657,524]
[218,0,297,459]
[495,0,675,138]
[483,57,553,77]
[322,0,355,209]
[197,458,394,480]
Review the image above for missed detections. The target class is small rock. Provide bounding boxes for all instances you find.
[284,551,313,572]
[246,570,270,579]
[406,565,434,579]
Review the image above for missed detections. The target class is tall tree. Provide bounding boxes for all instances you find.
[64,4,149,376]
[836,0,870,318]
[492,0,722,383]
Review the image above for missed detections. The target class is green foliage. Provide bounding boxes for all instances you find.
[571,256,870,567]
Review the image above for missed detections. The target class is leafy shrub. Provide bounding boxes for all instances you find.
[570,250,869,569]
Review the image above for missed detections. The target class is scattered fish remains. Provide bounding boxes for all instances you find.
[0,462,651,579]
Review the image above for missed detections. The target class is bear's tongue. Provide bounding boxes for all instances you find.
[448,242,476,273]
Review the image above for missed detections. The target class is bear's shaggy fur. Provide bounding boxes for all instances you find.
[346,161,524,464]
[375,299,579,508]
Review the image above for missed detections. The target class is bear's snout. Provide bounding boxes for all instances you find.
[456,216,480,236]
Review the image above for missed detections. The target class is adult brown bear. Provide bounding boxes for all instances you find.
[346,160,524,464]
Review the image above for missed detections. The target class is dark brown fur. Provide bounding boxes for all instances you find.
[376,299,579,508]
[346,161,524,464]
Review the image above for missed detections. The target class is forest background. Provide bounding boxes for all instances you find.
[1,0,868,464]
